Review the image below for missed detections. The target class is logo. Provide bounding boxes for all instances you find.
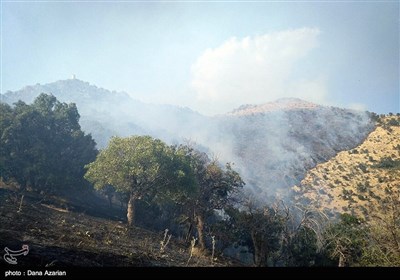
[3,245,29,265]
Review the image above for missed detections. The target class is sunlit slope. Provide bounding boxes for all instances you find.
[293,115,400,219]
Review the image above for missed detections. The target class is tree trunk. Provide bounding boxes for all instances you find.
[185,223,193,243]
[338,253,345,267]
[127,194,136,227]
[196,213,206,250]
[252,231,267,267]
[107,195,112,208]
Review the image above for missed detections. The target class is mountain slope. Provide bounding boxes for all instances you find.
[216,101,375,201]
[1,79,206,147]
[1,80,376,204]
[293,115,400,218]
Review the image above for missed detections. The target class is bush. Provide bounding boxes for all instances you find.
[368,156,376,163]
[387,119,400,126]
[349,149,359,154]
[357,183,368,193]
[372,157,400,169]
[342,175,350,181]
[338,165,345,172]
[357,164,368,173]
[384,187,392,194]
[357,194,368,201]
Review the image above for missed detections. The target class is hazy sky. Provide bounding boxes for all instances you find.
[1,1,399,115]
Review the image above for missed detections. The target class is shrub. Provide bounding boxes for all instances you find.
[372,157,400,169]
[357,194,368,201]
[357,183,368,193]
[387,119,399,126]
[368,156,376,163]
[358,164,368,173]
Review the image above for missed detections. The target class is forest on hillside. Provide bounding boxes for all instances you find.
[1,94,399,267]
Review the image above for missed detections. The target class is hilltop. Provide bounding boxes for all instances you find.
[228,98,319,116]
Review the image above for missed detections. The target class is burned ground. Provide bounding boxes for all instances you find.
[0,188,241,267]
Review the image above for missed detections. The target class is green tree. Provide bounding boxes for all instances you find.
[0,103,13,180]
[178,145,245,251]
[225,204,285,266]
[0,94,97,192]
[84,136,196,227]
[218,204,321,267]
[322,214,367,267]
[286,226,318,266]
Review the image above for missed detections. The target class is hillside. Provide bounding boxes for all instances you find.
[1,79,206,148]
[0,186,239,267]
[1,79,376,204]
[218,101,375,201]
[293,115,400,219]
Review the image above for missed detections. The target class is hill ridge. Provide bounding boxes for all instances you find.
[1,79,376,203]
[227,97,320,116]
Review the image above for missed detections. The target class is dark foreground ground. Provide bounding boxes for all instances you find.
[0,187,241,268]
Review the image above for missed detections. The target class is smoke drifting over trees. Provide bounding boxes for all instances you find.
[1,79,375,203]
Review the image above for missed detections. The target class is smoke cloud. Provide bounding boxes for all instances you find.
[191,28,325,115]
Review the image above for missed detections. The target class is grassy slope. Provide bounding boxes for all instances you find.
[0,187,240,267]
[293,115,400,219]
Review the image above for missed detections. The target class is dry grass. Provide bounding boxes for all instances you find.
[293,116,400,220]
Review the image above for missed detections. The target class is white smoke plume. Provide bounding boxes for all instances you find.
[190,28,326,115]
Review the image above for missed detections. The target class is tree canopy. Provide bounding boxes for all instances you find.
[84,136,197,226]
[0,93,97,193]
[176,145,245,250]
